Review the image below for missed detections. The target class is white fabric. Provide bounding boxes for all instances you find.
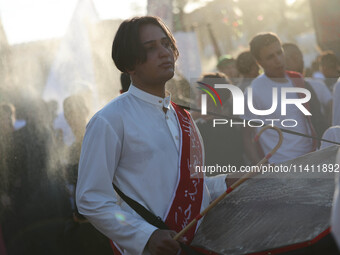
[76,85,227,255]
[332,172,340,250]
[305,78,332,114]
[320,126,340,150]
[244,74,313,163]
[333,81,340,126]
[322,125,340,249]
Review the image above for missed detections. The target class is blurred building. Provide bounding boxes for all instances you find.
[310,0,340,58]
[181,0,318,70]
[182,0,237,63]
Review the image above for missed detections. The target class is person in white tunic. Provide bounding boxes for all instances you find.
[333,80,340,126]
[282,42,332,125]
[332,151,340,250]
[76,16,232,255]
[243,33,315,164]
[319,126,340,150]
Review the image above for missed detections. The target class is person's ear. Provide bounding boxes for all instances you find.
[126,68,135,75]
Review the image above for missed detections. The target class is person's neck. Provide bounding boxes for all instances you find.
[244,73,256,79]
[265,72,288,83]
[133,82,166,98]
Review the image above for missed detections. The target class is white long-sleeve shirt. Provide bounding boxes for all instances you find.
[76,85,227,255]
[332,173,340,250]
[243,74,313,163]
[320,126,340,150]
[333,80,340,126]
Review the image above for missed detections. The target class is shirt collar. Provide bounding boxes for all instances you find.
[128,84,171,110]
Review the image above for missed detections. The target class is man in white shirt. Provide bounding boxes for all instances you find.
[333,80,340,126]
[243,33,315,164]
[320,126,340,150]
[332,170,340,250]
[282,43,332,117]
[320,51,340,93]
[282,42,329,137]
[76,16,230,255]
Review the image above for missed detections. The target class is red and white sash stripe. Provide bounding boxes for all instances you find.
[165,102,204,244]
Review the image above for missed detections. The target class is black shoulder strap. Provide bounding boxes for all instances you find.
[112,183,169,230]
[112,183,205,255]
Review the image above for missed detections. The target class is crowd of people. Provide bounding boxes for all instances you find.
[0,15,340,255]
[195,35,340,167]
[0,96,113,254]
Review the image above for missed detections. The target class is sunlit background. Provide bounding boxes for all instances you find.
[0,0,337,108]
[1,0,339,141]
[1,0,337,112]
[0,0,146,44]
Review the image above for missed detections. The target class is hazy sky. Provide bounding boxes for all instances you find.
[0,0,296,45]
[0,0,147,44]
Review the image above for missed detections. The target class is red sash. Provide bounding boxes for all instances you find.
[286,71,318,151]
[165,102,204,243]
[111,102,204,254]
